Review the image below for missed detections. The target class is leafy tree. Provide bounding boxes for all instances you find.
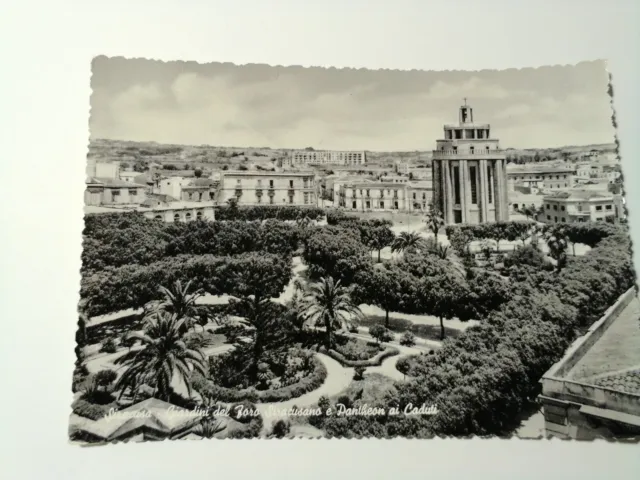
[369,325,394,344]
[362,225,395,262]
[419,269,471,340]
[424,205,445,245]
[546,233,568,271]
[114,312,207,401]
[399,331,416,347]
[300,277,363,349]
[94,369,117,391]
[353,265,410,328]
[194,168,203,178]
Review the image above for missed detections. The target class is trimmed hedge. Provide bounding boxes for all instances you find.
[320,346,400,367]
[192,355,328,403]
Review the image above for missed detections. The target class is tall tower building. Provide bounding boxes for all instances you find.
[432,101,509,224]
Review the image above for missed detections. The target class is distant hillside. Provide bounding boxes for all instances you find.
[88,138,617,170]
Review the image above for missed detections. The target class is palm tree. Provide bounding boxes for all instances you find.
[391,231,423,256]
[114,312,207,402]
[155,280,205,332]
[300,276,363,349]
[424,204,445,245]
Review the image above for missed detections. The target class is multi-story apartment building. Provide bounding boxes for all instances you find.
[506,165,574,191]
[432,102,509,224]
[285,150,366,167]
[219,171,317,206]
[539,190,622,224]
[337,182,409,211]
[84,177,147,206]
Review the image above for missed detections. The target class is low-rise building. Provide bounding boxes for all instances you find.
[506,164,574,192]
[219,171,317,206]
[119,171,141,183]
[84,177,147,206]
[539,190,621,224]
[87,159,121,179]
[84,201,216,223]
[285,150,366,167]
[181,178,219,202]
[158,176,192,199]
[539,289,640,439]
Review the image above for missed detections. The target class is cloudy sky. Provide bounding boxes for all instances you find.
[90,57,614,151]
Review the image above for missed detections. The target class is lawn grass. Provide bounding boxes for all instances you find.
[358,314,463,342]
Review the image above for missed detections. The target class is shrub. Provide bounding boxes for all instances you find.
[94,369,117,388]
[271,419,292,438]
[320,346,400,367]
[227,402,263,439]
[369,325,394,344]
[193,355,327,403]
[318,395,331,414]
[100,338,117,354]
[354,366,366,380]
[334,338,380,361]
[71,398,116,420]
[399,331,416,347]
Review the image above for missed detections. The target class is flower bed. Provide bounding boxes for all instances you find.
[320,345,400,367]
[192,355,328,403]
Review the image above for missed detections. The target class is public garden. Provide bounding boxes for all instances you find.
[70,204,635,441]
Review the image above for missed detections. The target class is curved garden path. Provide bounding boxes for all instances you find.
[255,352,354,428]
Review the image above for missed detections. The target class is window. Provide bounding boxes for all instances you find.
[453,166,461,204]
[366,201,370,209]
[186,212,192,221]
[304,192,309,205]
[561,217,566,222]
[487,165,493,203]
[547,215,551,220]
[288,195,294,204]
[352,201,357,209]
[554,216,558,222]
[394,201,399,209]
[289,180,294,188]
[366,189,370,197]
[380,201,385,209]
[422,193,426,200]
[606,205,612,210]
[174,213,180,222]
[129,189,138,195]
[209,192,215,200]
[553,205,557,211]
[236,179,241,184]
[413,192,416,200]
[188,193,193,200]
[269,196,274,204]
[269,180,274,188]
[470,146,475,154]
[596,205,602,211]
[380,189,384,198]
[470,166,477,205]
[561,206,565,211]
[112,189,120,196]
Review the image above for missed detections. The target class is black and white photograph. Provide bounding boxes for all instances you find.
[70,57,638,444]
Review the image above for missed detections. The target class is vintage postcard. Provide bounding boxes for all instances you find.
[71,57,638,443]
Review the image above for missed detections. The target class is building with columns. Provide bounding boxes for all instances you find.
[432,102,509,224]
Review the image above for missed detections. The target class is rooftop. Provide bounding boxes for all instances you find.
[86,177,147,188]
[544,189,613,201]
[568,296,640,386]
[507,165,575,174]
[223,170,315,177]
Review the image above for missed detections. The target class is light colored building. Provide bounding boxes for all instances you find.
[285,150,366,167]
[87,159,120,179]
[159,176,192,200]
[219,171,317,206]
[379,175,410,184]
[506,165,574,191]
[432,102,509,224]
[407,181,433,211]
[119,171,141,183]
[84,201,216,223]
[395,161,410,175]
[540,190,622,224]
[180,178,219,202]
[575,162,621,184]
[510,192,543,214]
[84,177,147,206]
[337,182,409,211]
[539,289,640,439]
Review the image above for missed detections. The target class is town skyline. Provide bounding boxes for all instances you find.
[90,58,615,151]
